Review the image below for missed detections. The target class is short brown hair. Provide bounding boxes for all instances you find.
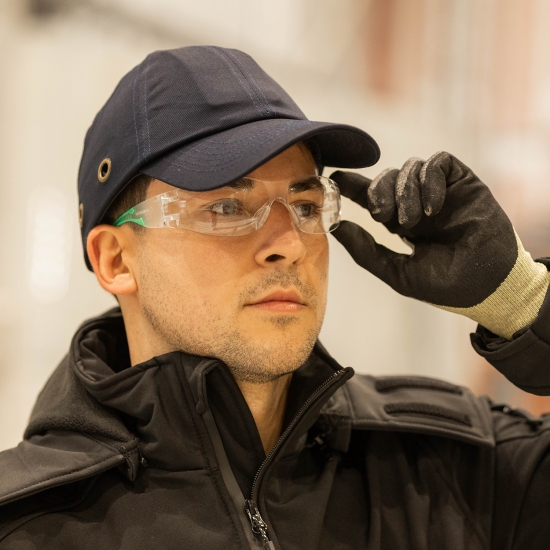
[102,173,153,228]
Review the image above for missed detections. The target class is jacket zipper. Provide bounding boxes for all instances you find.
[242,369,348,548]
[244,500,276,550]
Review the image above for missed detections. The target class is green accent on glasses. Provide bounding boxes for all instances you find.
[114,207,146,227]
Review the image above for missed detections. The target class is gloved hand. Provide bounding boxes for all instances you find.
[331,151,550,339]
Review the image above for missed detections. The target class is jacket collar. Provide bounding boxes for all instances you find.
[0,307,496,510]
[22,308,351,497]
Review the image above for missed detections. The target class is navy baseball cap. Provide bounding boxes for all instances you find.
[78,45,380,269]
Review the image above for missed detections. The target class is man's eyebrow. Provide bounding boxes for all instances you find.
[289,177,323,193]
[227,177,255,190]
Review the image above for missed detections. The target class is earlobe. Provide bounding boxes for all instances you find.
[86,225,138,296]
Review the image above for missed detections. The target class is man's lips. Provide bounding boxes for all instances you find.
[246,290,305,312]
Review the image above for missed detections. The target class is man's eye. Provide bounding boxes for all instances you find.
[206,200,245,216]
[293,202,321,218]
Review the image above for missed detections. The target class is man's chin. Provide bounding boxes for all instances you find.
[214,325,320,384]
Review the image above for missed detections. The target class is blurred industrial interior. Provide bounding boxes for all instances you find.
[1,0,550,451]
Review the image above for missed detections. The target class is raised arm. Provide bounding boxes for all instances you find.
[330,152,550,394]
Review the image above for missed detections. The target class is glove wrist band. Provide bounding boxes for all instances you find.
[431,231,550,339]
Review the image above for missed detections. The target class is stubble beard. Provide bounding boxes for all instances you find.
[141,269,325,384]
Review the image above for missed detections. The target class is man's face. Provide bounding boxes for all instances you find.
[135,144,329,382]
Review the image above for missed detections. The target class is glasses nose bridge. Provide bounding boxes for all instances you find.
[259,196,301,230]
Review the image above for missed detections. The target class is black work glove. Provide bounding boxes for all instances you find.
[331,151,550,339]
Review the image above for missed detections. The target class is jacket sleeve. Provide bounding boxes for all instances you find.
[471,258,550,395]
[491,406,550,549]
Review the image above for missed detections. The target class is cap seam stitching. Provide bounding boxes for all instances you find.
[223,49,273,115]
[142,55,153,159]
[207,46,265,118]
[132,68,141,162]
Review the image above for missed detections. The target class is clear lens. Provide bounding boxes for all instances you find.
[116,176,341,236]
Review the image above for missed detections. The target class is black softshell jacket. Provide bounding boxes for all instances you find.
[2,298,550,549]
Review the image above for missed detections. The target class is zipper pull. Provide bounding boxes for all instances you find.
[244,499,275,549]
[137,446,149,469]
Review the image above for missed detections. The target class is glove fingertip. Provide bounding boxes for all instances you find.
[329,170,346,181]
[371,206,395,224]
[331,219,359,237]
[423,185,446,216]
[424,199,443,217]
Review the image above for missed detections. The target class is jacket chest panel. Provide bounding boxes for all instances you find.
[258,431,491,550]
[361,431,490,550]
[262,449,369,549]
[2,469,245,550]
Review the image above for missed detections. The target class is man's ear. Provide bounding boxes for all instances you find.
[87,224,138,296]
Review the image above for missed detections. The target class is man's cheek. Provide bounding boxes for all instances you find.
[177,245,243,289]
[308,241,329,288]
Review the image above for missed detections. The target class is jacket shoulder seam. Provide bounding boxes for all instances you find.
[0,453,122,509]
[495,426,550,445]
[340,375,495,446]
[0,474,101,542]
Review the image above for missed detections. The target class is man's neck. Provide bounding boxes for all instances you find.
[237,375,292,454]
[120,300,293,454]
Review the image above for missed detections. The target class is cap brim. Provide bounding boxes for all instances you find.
[141,118,379,191]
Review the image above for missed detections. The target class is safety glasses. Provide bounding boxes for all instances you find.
[114,175,341,236]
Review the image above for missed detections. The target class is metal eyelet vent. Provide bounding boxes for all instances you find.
[79,203,84,228]
[98,158,112,182]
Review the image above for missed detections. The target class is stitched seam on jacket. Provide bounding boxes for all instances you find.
[142,463,210,473]
[0,483,100,542]
[495,425,550,444]
[207,468,244,547]
[384,403,472,427]
[80,432,137,454]
[343,383,357,421]
[0,455,118,497]
[174,365,213,470]
[171,368,244,545]
[351,415,477,432]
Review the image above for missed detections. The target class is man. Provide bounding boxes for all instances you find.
[1,46,550,549]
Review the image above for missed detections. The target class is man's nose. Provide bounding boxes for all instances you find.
[253,200,307,266]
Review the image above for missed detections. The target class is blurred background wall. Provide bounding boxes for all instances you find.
[1,0,550,451]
